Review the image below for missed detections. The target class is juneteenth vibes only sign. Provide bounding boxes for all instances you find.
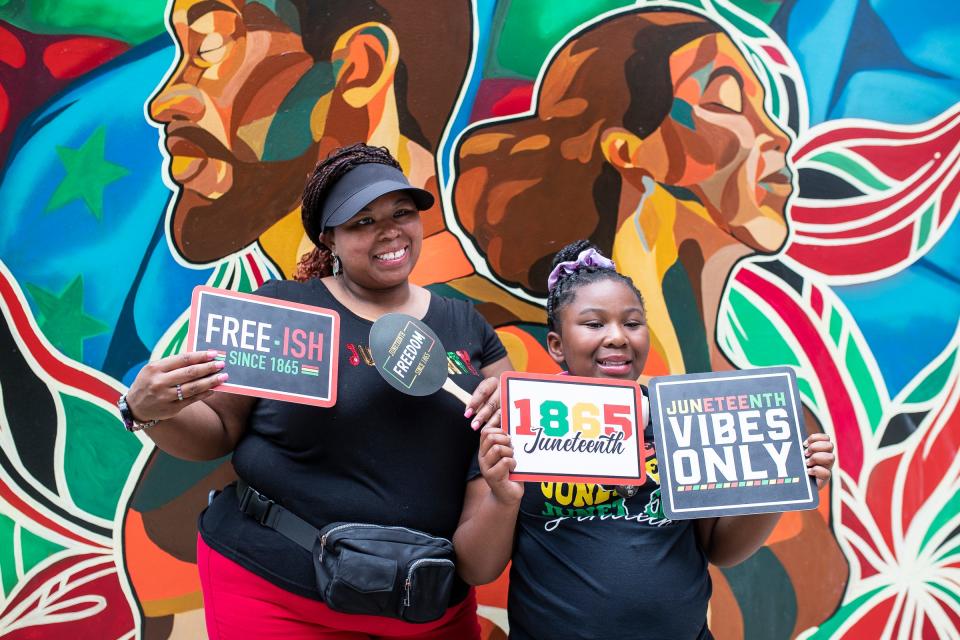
[650,367,817,519]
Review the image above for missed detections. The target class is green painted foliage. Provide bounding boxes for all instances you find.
[726,288,801,368]
[904,349,956,405]
[809,150,892,193]
[0,514,65,597]
[19,527,65,579]
[844,341,883,433]
[61,394,142,520]
[808,586,887,638]
[921,486,960,553]
[489,0,633,78]
[0,514,15,597]
[0,0,168,44]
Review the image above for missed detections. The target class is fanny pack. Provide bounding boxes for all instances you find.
[236,480,455,623]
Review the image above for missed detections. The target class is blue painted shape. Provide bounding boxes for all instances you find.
[870,0,960,79]
[439,0,497,192]
[779,0,858,125]
[831,70,960,123]
[833,222,960,396]
[779,0,960,125]
[0,37,211,371]
[670,99,696,131]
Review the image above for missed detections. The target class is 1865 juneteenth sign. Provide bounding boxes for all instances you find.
[187,286,340,406]
[650,366,817,519]
[502,372,646,485]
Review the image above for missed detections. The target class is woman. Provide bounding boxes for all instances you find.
[121,144,513,639]
[452,8,845,635]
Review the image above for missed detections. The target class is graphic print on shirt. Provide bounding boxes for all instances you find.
[346,342,375,366]
[346,341,481,377]
[538,439,673,531]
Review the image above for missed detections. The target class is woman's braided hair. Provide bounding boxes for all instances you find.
[546,240,645,333]
[294,143,402,281]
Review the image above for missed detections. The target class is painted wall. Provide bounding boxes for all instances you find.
[0,0,957,638]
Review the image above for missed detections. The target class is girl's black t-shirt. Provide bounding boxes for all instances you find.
[508,389,713,640]
[199,278,507,603]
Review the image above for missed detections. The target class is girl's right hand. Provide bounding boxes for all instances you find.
[125,351,228,423]
[479,425,524,506]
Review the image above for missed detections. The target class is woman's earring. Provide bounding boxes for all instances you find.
[332,253,342,276]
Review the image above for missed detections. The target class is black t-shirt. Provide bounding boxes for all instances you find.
[199,278,507,603]
[508,389,713,640]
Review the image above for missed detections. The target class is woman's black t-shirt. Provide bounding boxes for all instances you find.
[199,278,507,603]
[508,390,713,639]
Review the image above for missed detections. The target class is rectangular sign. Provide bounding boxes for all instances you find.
[501,372,646,485]
[381,318,438,390]
[186,286,340,407]
[650,366,817,519]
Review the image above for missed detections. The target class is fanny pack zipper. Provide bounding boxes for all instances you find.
[319,523,449,563]
[402,558,455,607]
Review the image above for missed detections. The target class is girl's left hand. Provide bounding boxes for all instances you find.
[804,432,835,489]
[479,426,524,505]
[465,376,501,431]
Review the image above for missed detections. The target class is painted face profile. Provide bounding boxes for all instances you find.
[150,0,323,262]
[453,9,791,296]
[608,31,792,251]
[150,0,472,265]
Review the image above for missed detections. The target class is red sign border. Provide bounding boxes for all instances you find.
[500,371,646,485]
[186,285,340,407]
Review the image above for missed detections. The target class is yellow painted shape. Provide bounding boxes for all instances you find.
[170,156,200,174]
[496,329,528,371]
[510,135,550,154]
[310,94,333,141]
[260,208,307,278]
[460,132,514,157]
[613,191,684,373]
[236,115,273,159]
[446,275,546,324]
[142,590,204,618]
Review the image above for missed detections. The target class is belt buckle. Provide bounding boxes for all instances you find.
[240,486,274,526]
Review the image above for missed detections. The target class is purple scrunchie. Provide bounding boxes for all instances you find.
[546,247,616,292]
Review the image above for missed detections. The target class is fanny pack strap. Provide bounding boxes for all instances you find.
[236,480,318,552]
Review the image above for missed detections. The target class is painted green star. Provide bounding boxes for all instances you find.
[46,126,129,220]
[25,276,109,361]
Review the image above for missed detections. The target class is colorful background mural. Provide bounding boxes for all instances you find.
[0,0,957,638]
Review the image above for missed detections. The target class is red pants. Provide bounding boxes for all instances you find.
[197,536,482,639]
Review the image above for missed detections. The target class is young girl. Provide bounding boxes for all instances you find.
[476,240,835,639]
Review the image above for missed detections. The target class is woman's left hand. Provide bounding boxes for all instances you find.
[465,376,501,431]
[804,432,835,489]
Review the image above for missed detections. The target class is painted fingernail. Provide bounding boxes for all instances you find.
[215,361,226,370]
[218,373,229,383]
[464,408,474,419]
[471,420,480,430]
[803,439,809,447]
[208,350,218,359]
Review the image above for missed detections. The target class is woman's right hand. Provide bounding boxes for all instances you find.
[125,351,228,423]
[479,425,524,506]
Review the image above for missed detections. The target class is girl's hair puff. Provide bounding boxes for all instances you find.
[546,240,644,333]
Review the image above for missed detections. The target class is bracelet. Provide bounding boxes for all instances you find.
[129,417,160,432]
[117,393,160,432]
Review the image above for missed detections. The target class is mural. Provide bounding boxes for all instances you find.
[0,0,957,638]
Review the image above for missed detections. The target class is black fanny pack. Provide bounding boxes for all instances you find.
[236,481,455,623]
